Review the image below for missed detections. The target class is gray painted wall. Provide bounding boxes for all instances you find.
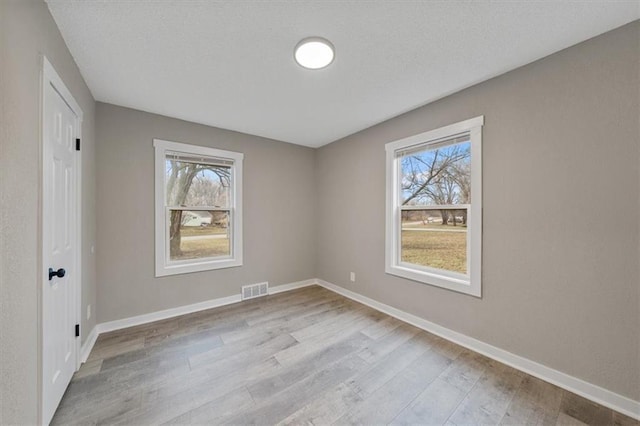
[316,22,639,400]
[0,1,97,423]
[95,103,316,322]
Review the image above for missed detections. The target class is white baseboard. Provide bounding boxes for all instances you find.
[80,326,98,363]
[269,278,316,295]
[97,293,242,334]
[94,279,317,335]
[314,279,640,420]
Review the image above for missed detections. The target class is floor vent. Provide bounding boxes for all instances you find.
[241,282,269,300]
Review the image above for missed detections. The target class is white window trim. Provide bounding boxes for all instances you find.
[385,116,483,297]
[154,139,243,277]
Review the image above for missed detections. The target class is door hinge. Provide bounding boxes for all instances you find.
[75,138,81,151]
[75,324,80,337]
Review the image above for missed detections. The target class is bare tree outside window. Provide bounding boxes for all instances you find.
[399,140,471,274]
[166,158,232,260]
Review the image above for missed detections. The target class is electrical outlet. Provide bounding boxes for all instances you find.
[350,272,356,282]
[87,304,91,320]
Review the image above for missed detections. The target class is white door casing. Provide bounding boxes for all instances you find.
[41,57,82,425]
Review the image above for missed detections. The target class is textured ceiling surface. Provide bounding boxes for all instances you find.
[46,1,639,147]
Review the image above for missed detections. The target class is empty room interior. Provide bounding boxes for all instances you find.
[1,1,640,425]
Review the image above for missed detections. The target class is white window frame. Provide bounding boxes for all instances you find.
[385,116,483,297]
[154,139,243,277]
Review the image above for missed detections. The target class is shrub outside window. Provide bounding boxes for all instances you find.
[154,139,243,277]
[385,116,483,296]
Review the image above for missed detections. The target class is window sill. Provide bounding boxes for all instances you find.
[156,257,242,277]
[385,264,480,297]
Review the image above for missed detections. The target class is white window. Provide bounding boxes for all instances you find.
[385,116,483,296]
[154,139,243,277]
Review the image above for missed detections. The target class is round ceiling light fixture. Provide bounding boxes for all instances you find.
[294,37,335,70]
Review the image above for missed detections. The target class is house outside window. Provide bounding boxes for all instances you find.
[385,116,483,296]
[154,139,243,277]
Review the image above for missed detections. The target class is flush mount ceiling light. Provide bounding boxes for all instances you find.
[294,37,335,70]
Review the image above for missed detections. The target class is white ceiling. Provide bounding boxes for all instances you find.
[46,1,639,148]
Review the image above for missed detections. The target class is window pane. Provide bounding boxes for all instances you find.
[401,209,467,274]
[166,159,231,208]
[400,140,471,206]
[169,210,230,261]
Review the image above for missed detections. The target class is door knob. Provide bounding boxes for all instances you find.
[48,268,66,281]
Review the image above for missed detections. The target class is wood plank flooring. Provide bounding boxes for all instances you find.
[52,286,638,425]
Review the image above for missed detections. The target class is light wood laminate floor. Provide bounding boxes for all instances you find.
[52,286,637,425]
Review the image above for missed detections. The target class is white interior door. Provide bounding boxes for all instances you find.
[42,59,81,425]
